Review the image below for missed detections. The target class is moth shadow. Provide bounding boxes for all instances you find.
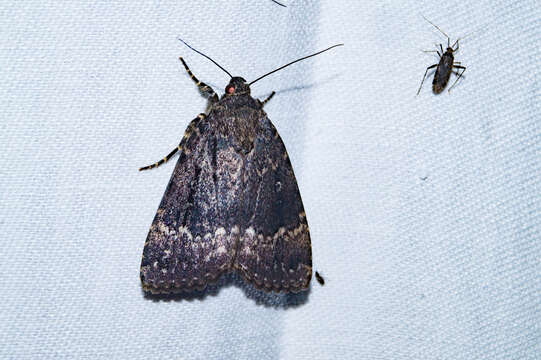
[236,274,311,309]
[265,73,342,98]
[142,272,310,308]
[183,74,341,107]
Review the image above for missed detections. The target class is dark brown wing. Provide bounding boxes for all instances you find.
[433,52,454,94]
[140,116,243,293]
[234,117,312,292]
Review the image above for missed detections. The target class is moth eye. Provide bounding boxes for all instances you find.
[275,181,282,192]
[226,85,235,94]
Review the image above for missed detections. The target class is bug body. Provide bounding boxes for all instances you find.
[432,47,455,93]
[139,44,342,294]
[417,17,466,95]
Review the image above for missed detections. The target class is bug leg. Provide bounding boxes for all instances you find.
[448,65,466,93]
[422,49,442,59]
[179,57,219,105]
[259,91,276,107]
[417,64,438,95]
[452,39,460,52]
[139,114,206,171]
[424,43,442,56]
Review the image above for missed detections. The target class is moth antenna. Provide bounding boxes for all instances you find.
[178,38,233,78]
[248,44,344,85]
[421,15,450,42]
[271,0,287,7]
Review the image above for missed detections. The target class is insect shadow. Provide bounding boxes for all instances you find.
[185,76,339,112]
[143,272,310,308]
[417,15,466,95]
[270,72,343,97]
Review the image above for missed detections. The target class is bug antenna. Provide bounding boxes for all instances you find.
[271,0,287,7]
[421,15,450,42]
[248,44,344,85]
[460,21,491,43]
[178,38,233,78]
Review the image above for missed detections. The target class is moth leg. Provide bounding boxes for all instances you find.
[259,91,276,107]
[139,146,181,171]
[139,113,206,171]
[416,63,438,95]
[179,57,219,105]
[448,65,466,93]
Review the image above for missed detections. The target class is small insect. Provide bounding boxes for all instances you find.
[417,16,466,95]
[315,271,325,285]
[271,0,287,7]
[139,40,343,294]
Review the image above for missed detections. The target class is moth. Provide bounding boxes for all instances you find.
[139,42,342,294]
[417,16,466,95]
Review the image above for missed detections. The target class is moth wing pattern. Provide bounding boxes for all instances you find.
[141,97,312,294]
[140,116,241,293]
[235,116,312,292]
[138,43,346,294]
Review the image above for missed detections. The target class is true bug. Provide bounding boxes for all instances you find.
[417,16,466,95]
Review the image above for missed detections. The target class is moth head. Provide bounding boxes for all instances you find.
[177,38,343,99]
[225,77,250,96]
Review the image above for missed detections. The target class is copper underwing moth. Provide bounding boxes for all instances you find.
[139,42,342,294]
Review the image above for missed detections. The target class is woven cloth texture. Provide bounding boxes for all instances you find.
[0,1,539,359]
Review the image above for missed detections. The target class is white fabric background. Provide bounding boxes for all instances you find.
[1,0,539,359]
